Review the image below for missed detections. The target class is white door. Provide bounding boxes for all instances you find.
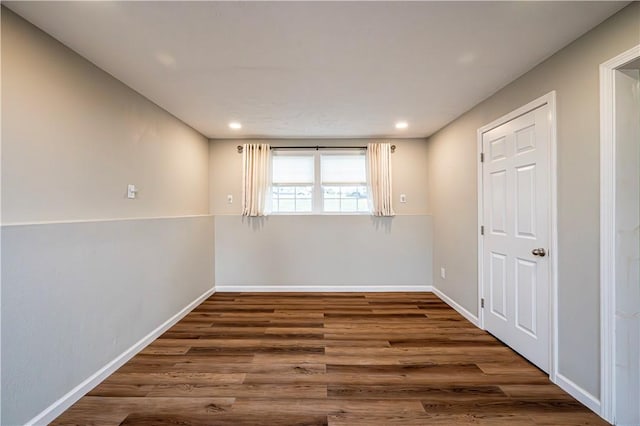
[482,104,550,372]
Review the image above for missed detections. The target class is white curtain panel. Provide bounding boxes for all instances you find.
[367,142,395,216]
[241,143,271,216]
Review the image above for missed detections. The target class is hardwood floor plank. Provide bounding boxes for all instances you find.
[119,413,329,426]
[327,384,507,399]
[325,363,483,374]
[228,398,426,416]
[87,384,153,397]
[421,398,593,414]
[102,372,246,385]
[328,412,536,426]
[146,383,327,398]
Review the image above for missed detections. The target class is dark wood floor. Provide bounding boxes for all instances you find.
[52,292,607,425]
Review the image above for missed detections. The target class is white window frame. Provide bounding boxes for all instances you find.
[270,149,369,215]
[271,151,316,214]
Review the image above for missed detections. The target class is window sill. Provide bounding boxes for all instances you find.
[269,212,371,216]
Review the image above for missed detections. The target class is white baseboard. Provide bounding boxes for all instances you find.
[554,372,602,416]
[431,286,480,327]
[215,285,433,293]
[26,286,216,426]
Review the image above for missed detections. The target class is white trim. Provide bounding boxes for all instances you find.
[476,125,485,329]
[432,286,480,327]
[599,43,640,424]
[25,286,215,426]
[216,285,432,293]
[476,91,558,381]
[548,93,559,384]
[555,373,602,415]
[477,92,555,134]
[1,213,213,228]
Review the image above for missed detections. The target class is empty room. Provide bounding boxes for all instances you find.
[1,1,639,425]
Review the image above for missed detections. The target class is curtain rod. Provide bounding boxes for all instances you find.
[236,144,396,153]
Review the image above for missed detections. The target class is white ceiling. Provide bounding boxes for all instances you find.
[6,1,627,139]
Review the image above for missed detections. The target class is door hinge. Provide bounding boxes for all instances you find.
[480,225,484,235]
[480,152,484,163]
[481,298,485,308]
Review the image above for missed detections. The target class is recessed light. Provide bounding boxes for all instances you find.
[229,122,242,130]
[155,51,176,69]
[395,121,408,129]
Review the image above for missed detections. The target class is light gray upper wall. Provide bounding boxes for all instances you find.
[209,138,429,215]
[426,3,640,398]
[1,8,209,224]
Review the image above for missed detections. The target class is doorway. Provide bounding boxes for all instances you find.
[477,92,557,375]
[600,44,640,425]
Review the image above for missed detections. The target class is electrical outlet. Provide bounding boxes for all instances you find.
[227,194,233,204]
[440,267,446,279]
[400,194,407,203]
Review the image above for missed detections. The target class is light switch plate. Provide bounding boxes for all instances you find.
[127,184,137,199]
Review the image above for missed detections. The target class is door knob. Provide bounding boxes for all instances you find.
[532,248,546,257]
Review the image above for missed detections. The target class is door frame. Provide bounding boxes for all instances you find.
[599,43,640,424]
[476,91,558,381]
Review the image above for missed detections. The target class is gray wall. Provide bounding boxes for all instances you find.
[215,215,432,290]
[426,3,640,398]
[1,9,213,425]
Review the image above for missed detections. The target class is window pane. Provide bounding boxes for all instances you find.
[297,199,312,212]
[296,186,313,198]
[324,198,340,212]
[341,198,357,212]
[321,154,366,184]
[355,186,368,199]
[323,186,339,196]
[279,199,295,212]
[273,155,314,184]
[322,184,370,213]
[342,186,365,199]
[272,185,313,213]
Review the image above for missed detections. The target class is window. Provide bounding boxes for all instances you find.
[321,154,368,213]
[271,150,369,214]
[271,154,314,213]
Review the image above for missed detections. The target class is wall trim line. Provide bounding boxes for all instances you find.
[215,285,433,293]
[431,286,480,327]
[2,214,214,228]
[24,286,215,426]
